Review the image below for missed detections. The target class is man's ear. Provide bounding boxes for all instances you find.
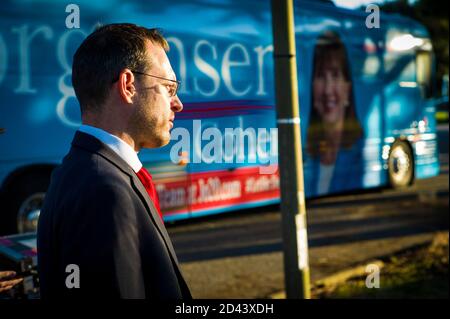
[117,69,136,104]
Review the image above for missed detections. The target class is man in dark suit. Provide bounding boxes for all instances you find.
[37,23,191,299]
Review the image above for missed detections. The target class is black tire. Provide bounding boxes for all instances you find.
[1,171,51,235]
[388,140,414,188]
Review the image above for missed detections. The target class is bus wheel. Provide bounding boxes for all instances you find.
[388,140,414,188]
[17,192,46,233]
[2,172,50,235]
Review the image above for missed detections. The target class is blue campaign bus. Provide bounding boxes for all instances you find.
[0,0,440,235]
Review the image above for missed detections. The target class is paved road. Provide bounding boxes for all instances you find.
[169,174,448,263]
[168,126,449,298]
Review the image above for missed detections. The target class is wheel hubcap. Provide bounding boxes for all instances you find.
[390,146,410,183]
[17,192,45,233]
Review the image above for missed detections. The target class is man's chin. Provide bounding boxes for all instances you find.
[141,136,170,149]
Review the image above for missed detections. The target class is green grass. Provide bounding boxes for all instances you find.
[314,233,449,299]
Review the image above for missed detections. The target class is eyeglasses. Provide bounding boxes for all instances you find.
[132,70,181,97]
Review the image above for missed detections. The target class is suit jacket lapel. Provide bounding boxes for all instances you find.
[130,174,180,264]
[71,131,181,265]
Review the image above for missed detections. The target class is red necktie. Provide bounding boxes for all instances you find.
[136,167,163,222]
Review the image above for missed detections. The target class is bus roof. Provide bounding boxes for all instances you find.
[298,0,429,37]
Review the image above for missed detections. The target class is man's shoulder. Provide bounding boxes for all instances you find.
[41,146,138,221]
[63,145,129,179]
[48,146,134,203]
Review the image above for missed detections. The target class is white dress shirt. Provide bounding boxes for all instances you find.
[78,124,142,173]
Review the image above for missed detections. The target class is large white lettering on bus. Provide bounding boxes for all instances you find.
[9,25,54,94]
[56,29,89,127]
[0,25,273,126]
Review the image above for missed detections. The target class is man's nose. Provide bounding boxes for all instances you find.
[171,95,183,113]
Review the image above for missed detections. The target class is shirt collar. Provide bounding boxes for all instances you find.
[78,124,143,173]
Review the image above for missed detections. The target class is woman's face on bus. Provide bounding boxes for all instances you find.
[313,54,351,125]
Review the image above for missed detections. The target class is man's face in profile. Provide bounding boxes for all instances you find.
[130,40,183,149]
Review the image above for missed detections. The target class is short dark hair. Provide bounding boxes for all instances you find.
[72,23,169,114]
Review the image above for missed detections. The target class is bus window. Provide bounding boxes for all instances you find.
[416,50,433,98]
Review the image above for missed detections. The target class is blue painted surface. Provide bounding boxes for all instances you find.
[0,0,440,219]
